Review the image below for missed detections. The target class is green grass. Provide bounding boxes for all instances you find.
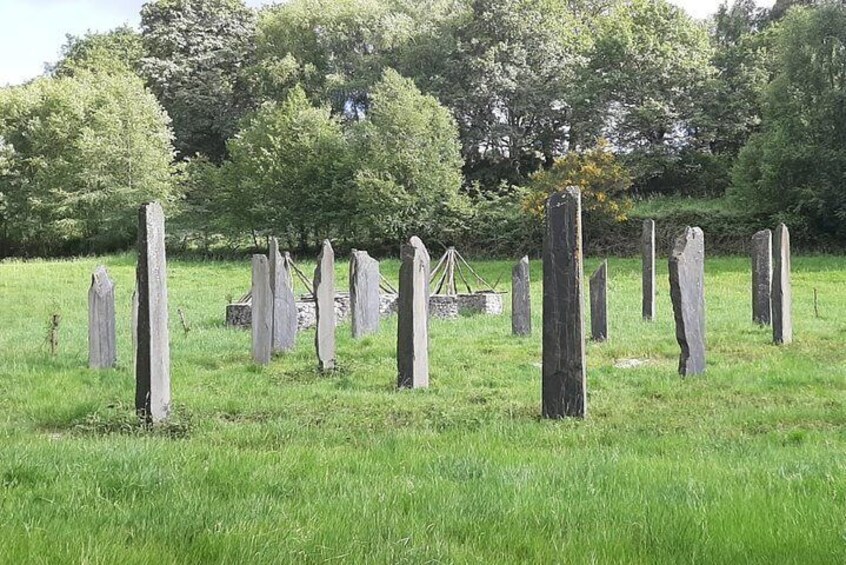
[1,253,845,563]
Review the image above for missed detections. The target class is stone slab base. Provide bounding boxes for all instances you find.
[225,292,503,330]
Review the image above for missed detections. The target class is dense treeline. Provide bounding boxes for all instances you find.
[1,0,845,257]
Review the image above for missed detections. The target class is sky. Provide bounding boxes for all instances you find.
[0,0,776,87]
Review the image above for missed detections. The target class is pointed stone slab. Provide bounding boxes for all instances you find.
[669,226,706,376]
[314,240,336,371]
[350,250,381,338]
[542,188,587,419]
[642,219,656,321]
[397,236,430,389]
[251,254,272,365]
[269,238,297,353]
[88,265,116,369]
[135,202,171,423]
[511,256,531,336]
[589,260,608,342]
[751,229,772,325]
[773,223,792,345]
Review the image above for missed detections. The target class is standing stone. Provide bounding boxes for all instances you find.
[251,254,272,365]
[642,219,656,321]
[542,188,587,419]
[349,250,381,338]
[669,227,706,376]
[88,266,116,369]
[135,202,171,423]
[511,256,531,336]
[269,238,297,353]
[131,288,138,356]
[397,236,430,389]
[314,240,336,371]
[772,223,792,345]
[751,229,773,325]
[589,260,608,342]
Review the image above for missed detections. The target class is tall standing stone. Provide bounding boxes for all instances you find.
[589,260,608,342]
[751,229,773,325]
[269,238,297,353]
[642,219,656,321]
[669,227,706,376]
[349,250,381,338]
[314,240,336,371]
[135,202,171,423]
[251,254,272,365]
[397,236,430,389]
[511,256,532,336]
[542,188,587,419]
[772,223,793,345]
[88,266,116,369]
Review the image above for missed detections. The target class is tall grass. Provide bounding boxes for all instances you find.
[0,253,844,563]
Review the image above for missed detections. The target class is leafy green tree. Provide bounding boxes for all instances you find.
[50,26,144,78]
[698,0,772,157]
[0,72,176,256]
[223,86,353,248]
[352,69,466,242]
[731,3,846,240]
[140,0,257,161]
[580,0,714,192]
[405,0,591,190]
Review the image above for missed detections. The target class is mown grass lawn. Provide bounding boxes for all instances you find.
[0,252,845,563]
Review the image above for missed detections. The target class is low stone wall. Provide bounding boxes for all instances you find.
[225,292,503,330]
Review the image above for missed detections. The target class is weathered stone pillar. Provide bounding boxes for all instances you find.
[511,255,531,336]
[269,238,297,353]
[251,254,272,365]
[350,250,381,338]
[669,227,706,376]
[751,229,772,325]
[542,188,586,419]
[135,202,171,423]
[589,260,607,342]
[642,219,656,321]
[773,223,792,345]
[314,240,336,371]
[397,236,430,388]
[88,265,116,369]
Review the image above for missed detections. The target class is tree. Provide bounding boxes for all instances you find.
[351,69,466,242]
[580,0,715,192]
[0,72,176,256]
[731,4,846,241]
[50,26,144,78]
[223,86,353,248]
[404,0,591,190]
[140,0,257,162]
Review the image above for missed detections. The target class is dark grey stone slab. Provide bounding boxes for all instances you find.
[773,223,792,344]
[88,265,116,369]
[751,229,772,325]
[589,260,607,342]
[350,250,380,338]
[511,255,531,336]
[542,188,587,419]
[669,226,706,376]
[251,254,272,365]
[642,219,656,321]
[314,240,336,371]
[397,236,430,388]
[135,202,171,423]
[269,238,297,353]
